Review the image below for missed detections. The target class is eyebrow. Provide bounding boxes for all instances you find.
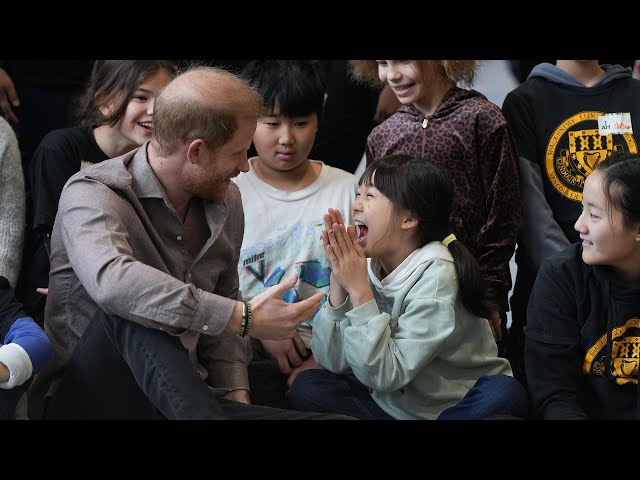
[584,201,602,210]
[134,87,154,94]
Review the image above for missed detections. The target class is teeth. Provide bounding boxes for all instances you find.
[355,224,360,239]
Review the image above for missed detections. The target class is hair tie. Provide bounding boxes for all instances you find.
[441,234,456,248]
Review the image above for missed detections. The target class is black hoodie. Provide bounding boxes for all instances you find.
[525,243,640,419]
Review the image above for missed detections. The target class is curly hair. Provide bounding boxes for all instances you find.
[349,60,479,87]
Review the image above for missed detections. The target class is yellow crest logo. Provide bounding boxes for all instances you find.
[545,112,637,202]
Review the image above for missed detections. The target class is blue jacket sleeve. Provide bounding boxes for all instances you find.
[4,318,52,373]
[1,275,52,373]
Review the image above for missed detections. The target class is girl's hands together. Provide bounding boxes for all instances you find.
[322,208,373,307]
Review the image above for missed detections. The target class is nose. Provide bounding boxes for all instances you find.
[352,196,363,213]
[574,209,587,234]
[278,125,294,146]
[386,63,402,82]
[147,97,155,115]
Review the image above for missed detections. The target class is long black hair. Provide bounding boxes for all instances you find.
[360,154,493,318]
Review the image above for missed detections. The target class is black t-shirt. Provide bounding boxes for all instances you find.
[16,126,108,318]
[30,126,108,231]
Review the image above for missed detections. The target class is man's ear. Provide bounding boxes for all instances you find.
[186,139,206,165]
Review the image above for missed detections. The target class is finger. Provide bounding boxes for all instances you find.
[287,347,303,368]
[323,213,333,231]
[0,98,17,123]
[333,209,345,226]
[322,228,331,249]
[488,316,502,342]
[268,272,299,297]
[274,354,292,375]
[328,228,345,259]
[289,293,324,321]
[327,208,340,228]
[331,222,352,253]
[1,85,19,122]
[323,229,337,264]
[324,244,338,269]
[353,240,366,258]
[6,85,19,107]
[292,333,308,358]
[287,367,300,388]
[492,323,502,342]
[346,224,357,242]
[338,223,352,244]
[36,288,49,295]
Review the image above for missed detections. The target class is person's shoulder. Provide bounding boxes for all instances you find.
[408,244,456,285]
[61,156,132,199]
[462,93,513,131]
[505,76,552,101]
[320,163,357,181]
[225,180,243,206]
[464,91,506,115]
[409,257,458,305]
[0,116,15,137]
[541,243,584,276]
[0,118,19,165]
[232,170,251,188]
[614,75,640,91]
[37,126,88,151]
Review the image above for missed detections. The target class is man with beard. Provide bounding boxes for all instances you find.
[28,66,350,420]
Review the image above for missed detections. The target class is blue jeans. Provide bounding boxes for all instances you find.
[288,369,529,420]
[288,370,393,419]
[437,373,530,420]
[45,309,354,420]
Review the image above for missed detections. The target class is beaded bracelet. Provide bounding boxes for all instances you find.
[240,301,253,337]
[239,302,247,336]
[245,300,252,336]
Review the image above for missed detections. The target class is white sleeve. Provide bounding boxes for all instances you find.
[0,343,33,389]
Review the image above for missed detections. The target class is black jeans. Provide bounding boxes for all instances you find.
[0,379,30,420]
[45,309,353,420]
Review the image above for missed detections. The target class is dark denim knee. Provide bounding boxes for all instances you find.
[287,369,330,410]
[480,373,530,419]
[0,382,29,420]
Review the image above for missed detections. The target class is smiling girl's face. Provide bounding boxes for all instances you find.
[575,170,640,278]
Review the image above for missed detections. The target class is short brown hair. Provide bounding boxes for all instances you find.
[152,66,264,156]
